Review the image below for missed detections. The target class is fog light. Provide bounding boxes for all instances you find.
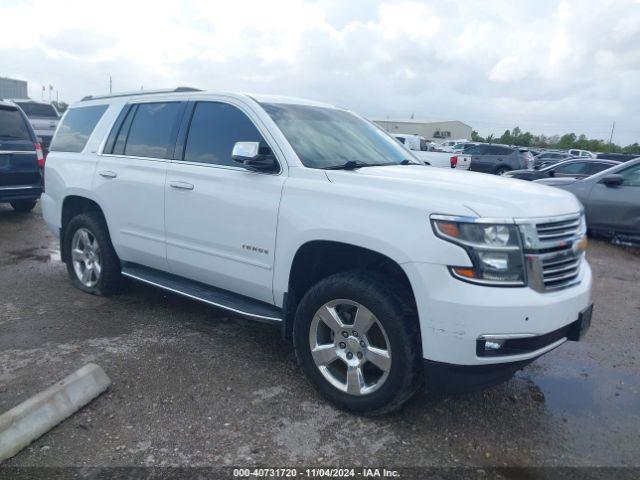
[484,340,504,351]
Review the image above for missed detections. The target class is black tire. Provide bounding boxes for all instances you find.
[495,166,511,176]
[293,271,422,415]
[10,199,37,212]
[62,211,125,296]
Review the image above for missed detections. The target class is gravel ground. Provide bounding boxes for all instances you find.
[0,204,639,470]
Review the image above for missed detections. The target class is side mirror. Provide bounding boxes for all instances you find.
[232,142,278,173]
[599,174,624,187]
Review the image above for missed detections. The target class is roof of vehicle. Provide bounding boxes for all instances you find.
[75,88,339,110]
[4,98,56,106]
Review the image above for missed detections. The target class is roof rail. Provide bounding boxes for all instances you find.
[80,86,202,102]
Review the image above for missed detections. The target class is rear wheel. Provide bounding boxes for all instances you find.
[63,211,125,295]
[10,199,37,212]
[495,166,511,176]
[293,271,422,415]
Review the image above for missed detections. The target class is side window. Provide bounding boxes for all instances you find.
[555,162,588,174]
[50,105,108,152]
[111,106,136,156]
[619,164,640,186]
[183,102,265,167]
[465,145,481,155]
[124,102,182,158]
[586,163,614,175]
[394,136,405,144]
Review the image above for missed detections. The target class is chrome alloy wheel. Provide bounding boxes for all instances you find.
[71,228,102,288]
[309,299,392,396]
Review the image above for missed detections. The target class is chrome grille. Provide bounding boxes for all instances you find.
[536,216,582,242]
[540,249,582,290]
[519,213,586,292]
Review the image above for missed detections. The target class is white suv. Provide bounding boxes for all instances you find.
[42,89,593,414]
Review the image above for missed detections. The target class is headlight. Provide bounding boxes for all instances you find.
[431,216,526,286]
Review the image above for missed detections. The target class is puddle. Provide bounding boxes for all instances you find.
[517,360,640,421]
[4,243,60,264]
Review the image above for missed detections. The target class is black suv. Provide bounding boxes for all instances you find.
[0,101,43,212]
[466,144,533,175]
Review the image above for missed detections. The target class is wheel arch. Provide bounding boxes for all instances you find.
[281,240,418,341]
[60,195,108,262]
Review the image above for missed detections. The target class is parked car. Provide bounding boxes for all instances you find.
[0,100,44,212]
[504,159,620,181]
[597,152,639,162]
[568,149,596,158]
[392,134,453,168]
[9,99,60,151]
[437,139,468,153]
[533,151,575,169]
[459,144,534,175]
[42,89,593,414]
[452,142,478,153]
[535,158,640,245]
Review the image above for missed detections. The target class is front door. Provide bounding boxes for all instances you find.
[164,101,285,304]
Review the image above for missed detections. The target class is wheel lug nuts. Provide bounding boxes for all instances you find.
[341,331,349,338]
[346,352,353,360]
[339,342,346,349]
[360,340,365,347]
[352,331,358,337]
[357,352,363,359]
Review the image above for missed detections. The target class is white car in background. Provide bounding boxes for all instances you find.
[9,99,60,151]
[393,134,453,168]
[438,139,469,153]
[568,149,596,158]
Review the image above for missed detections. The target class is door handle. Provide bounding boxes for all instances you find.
[98,170,117,179]
[169,181,194,190]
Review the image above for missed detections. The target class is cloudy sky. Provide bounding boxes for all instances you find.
[1,0,639,145]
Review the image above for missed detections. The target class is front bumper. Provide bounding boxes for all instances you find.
[402,259,592,366]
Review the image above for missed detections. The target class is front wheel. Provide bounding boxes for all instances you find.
[293,271,422,415]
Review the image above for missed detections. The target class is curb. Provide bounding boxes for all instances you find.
[0,363,111,463]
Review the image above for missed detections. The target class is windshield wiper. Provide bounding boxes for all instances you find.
[323,161,372,170]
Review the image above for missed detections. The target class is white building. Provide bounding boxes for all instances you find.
[0,76,28,99]
[373,118,472,143]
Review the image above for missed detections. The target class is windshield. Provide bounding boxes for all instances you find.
[261,103,415,169]
[16,102,59,118]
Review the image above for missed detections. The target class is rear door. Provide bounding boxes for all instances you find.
[0,105,39,189]
[586,163,640,234]
[95,101,186,271]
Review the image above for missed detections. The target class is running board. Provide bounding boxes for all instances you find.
[121,263,282,324]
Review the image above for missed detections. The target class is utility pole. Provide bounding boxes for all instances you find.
[608,121,616,147]
[109,75,112,94]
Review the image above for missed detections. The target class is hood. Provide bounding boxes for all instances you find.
[326,165,582,218]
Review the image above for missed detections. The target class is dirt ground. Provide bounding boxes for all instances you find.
[1,204,638,471]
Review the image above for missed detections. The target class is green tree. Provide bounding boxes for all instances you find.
[471,130,485,142]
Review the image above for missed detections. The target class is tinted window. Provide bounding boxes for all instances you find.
[184,102,265,167]
[619,164,640,186]
[555,162,589,174]
[0,106,31,140]
[586,162,615,175]
[50,105,108,152]
[420,139,428,151]
[125,102,182,158]
[394,136,406,144]
[15,102,58,118]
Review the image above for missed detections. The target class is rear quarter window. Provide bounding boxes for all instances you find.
[0,106,32,141]
[50,105,108,153]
